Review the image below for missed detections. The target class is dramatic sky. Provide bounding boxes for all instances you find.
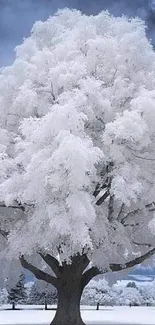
[1,0,155,67]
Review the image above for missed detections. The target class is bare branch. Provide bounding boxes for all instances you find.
[0,202,25,212]
[110,247,155,272]
[131,152,155,161]
[94,162,113,206]
[120,201,155,226]
[124,222,139,228]
[132,241,152,248]
[0,201,35,212]
[121,208,140,225]
[108,195,115,222]
[93,183,101,198]
[19,255,59,288]
[96,190,110,206]
[39,253,61,278]
[50,82,56,102]
[117,203,125,222]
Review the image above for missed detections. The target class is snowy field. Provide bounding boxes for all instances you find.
[0,306,155,325]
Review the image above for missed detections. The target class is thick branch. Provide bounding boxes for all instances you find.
[19,256,58,288]
[62,254,90,275]
[81,266,101,289]
[39,253,61,277]
[110,247,155,272]
[82,248,155,288]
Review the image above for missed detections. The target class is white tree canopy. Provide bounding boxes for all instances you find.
[0,9,155,284]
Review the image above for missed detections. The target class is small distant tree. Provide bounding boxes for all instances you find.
[7,273,27,306]
[126,282,137,289]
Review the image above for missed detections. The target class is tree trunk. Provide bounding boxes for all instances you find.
[51,283,85,325]
[20,253,96,325]
[50,255,90,325]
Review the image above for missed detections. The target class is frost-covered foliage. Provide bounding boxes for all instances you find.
[0,9,155,281]
[115,286,142,306]
[81,278,116,306]
[82,279,155,306]
[139,280,155,305]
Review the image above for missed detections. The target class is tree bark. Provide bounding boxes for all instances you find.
[51,283,85,325]
[50,254,90,325]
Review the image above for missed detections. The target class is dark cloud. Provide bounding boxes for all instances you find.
[0,0,155,66]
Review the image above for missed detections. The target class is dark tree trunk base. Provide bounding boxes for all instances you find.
[51,317,86,325]
[50,256,87,325]
[50,287,86,325]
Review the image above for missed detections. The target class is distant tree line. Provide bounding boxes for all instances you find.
[0,275,155,308]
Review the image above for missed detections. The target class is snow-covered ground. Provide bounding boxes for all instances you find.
[0,306,155,325]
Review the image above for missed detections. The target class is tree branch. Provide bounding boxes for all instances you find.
[82,248,155,289]
[0,202,25,211]
[94,162,113,206]
[109,247,155,271]
[120,202,155,226]
[131,152,155,161]
[0,201,35,212]
[108,195,114,222]
[81,266,101,289]
[132,241,152,248]
[39,253,61,278]
[19,255,59,288]
[117,203,125,222]
[96,190,110,206]
[120,208,140,225]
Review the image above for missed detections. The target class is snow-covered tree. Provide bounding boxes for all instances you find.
[139,280,155,305]
[7,273,27,305]
[126,281,137,289]
[1,8,155,325]
[81,278,116,306]
[28,280,57,305]
[82,278,145,306]
[115,286,142,306]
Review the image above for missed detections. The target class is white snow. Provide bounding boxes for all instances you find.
[0,306,155,325]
